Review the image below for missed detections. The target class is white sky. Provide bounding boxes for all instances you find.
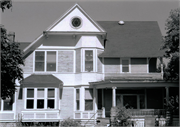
[1,0,179,42]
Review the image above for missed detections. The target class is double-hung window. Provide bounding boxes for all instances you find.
[26,88,55,109]
[76,89,80,110]
[85,89,93,111]
[84,50,94,72]
[35,51,57,72]
[122,59,130,72]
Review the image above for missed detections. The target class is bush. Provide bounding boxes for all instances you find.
[60,118,82,127]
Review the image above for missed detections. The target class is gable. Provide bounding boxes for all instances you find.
[49,4,104,32]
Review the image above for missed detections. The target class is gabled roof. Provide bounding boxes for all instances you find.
[22,4,105,59]
[98,21,164,58]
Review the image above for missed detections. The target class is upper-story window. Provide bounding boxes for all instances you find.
[121,59,130,73]
[85,50,93,72]
[35,51,57,72]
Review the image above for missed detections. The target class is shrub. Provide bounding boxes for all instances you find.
[60,118,82,127]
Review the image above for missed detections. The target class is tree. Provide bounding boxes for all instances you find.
[0,0,12,12]
[162,8,179,80]
[1,1,24,100]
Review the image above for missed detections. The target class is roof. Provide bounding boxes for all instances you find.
[20,74,63,87]
[18,42,31,51]
[97,21,164,58]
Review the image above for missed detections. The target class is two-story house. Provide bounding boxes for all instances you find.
[0,4,179,126]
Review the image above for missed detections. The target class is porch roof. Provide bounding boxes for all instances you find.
[90,79,179,88]
[20,74,63,87]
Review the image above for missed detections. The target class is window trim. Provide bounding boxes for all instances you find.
[120,58,131,73]
[0,94,16,112]
[25,88,57,110]
[82,49,96,72]
[33,50,58,73]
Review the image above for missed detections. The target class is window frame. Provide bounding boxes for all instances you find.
[82,49,96,72]
[75,88,80,111]
[0,95,16,112]
[120,58,131,73]
[34,50,58,73]
[25,88,56,110]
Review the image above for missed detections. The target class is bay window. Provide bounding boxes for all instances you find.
[121,59,130,72]
[35,51,57,72]
[76,89,80,110]
[26,88,56,109]
[85,50,93,72]
[0,97,13,111]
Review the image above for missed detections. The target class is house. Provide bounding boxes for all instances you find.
[0,4,179,126]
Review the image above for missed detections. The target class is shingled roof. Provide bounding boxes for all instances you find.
[97,21,164,58]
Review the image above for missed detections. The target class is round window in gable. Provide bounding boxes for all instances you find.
[71,17,82,29]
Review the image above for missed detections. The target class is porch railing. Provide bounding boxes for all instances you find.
[21,110,60,122]
[129,109,166,116]
[74,111,96,119]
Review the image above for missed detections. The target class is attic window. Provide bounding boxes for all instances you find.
[71,17,82,29]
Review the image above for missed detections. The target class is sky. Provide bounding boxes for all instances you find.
[1,0,179,42]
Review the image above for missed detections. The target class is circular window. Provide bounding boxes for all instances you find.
[71,17,82,28]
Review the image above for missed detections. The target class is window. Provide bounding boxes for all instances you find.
[122,59,129,72]
[0,97,13,111]
[76,89,80,110]
[85,50,94,72]
[35,51,56,72]
[26,88,55,109]
[85,89,93,111]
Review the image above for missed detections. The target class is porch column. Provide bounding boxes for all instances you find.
[112,87,117,107]
[102,89,105,118]
[165,87,169,104]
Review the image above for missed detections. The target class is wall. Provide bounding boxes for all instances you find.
[104,58,120,73]
[97,50,103,73]
[60,87,74,119]
[21,53,33,73]
[58,51,74,73]
[131,58,147,73]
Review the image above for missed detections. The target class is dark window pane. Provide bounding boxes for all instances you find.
[18,88,23,99]
[85,50,93,72]
[76,89,79,100]
[48,100,54,109]
[76,100,79,110]
[27,100,34,109]
[122,67,129,72]
[27,89,34,98]
[85,100,93,110]
[85,61,93,72]
[3,100,12,110]
[122,60,129,65]
[47,51,56,71]
[35,62,44,71]
[37,89,44,98]
[35,52,44,71]
[48,89,55,98]
[140,95,145,109]
[37,100,44,109]
[123,96,137,109]
[47,63,56,71]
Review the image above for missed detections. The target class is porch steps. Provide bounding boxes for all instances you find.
[95,117,110,127]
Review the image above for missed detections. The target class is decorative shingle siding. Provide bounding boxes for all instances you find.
[97,50,103,73]
[131,58,147,73]
[104,58,120,73]
[21,53,33,73]
[58,51,74,73]
[76,49,81,73]
[60,87,74,119]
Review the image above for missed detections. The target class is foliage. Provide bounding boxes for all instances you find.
[0,0,12,12]
[161,8,179,81]
[1,26,24,100]
[112,105,135,126]
[60,118,82,127]
[164,95,179,111]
